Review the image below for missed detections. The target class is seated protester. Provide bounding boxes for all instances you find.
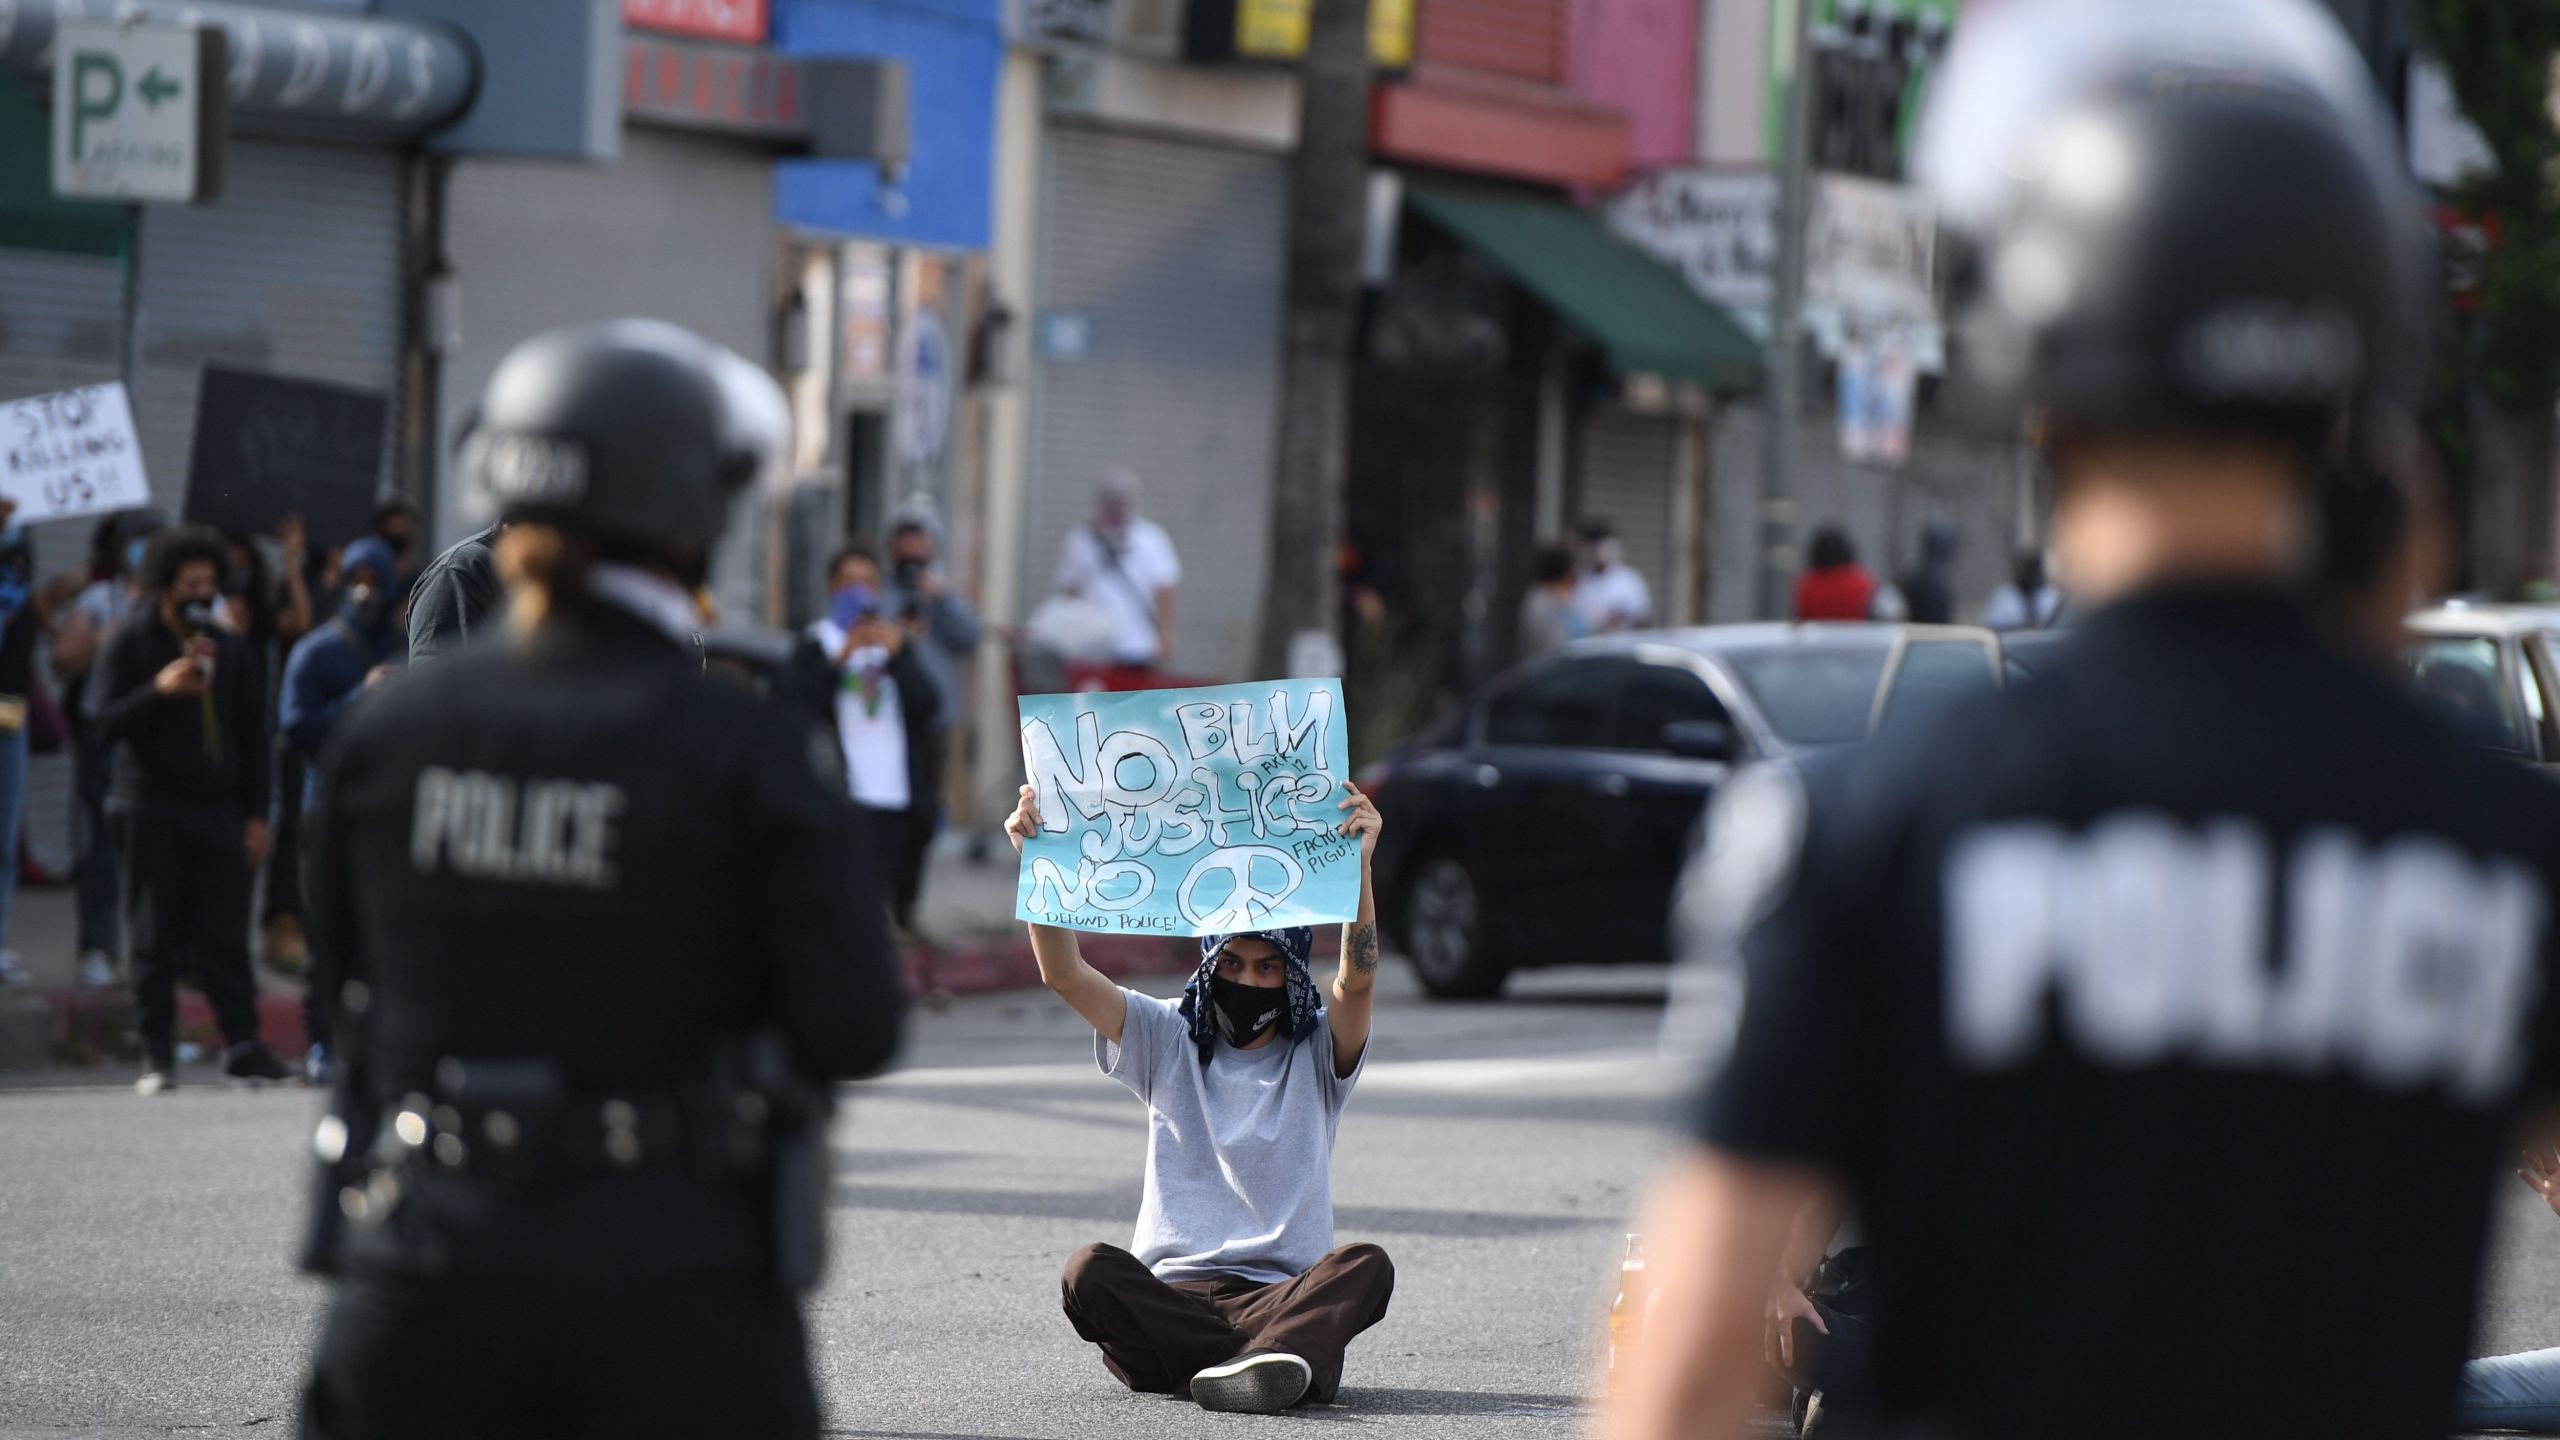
[1003,781,1395,1414]
[2450,1149,2560,1434]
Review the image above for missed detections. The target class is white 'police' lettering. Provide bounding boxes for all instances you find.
[410,769,625,890]
[1946,816,2543,1104]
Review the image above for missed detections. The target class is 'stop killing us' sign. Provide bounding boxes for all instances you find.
[1015,679,1360,936]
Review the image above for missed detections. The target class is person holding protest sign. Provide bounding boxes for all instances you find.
[1004,776,1395,1415]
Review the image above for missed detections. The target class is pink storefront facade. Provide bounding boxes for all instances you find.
[1565,0,1699,172]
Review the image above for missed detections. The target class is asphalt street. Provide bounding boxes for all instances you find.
[0,963,1685,1439]
[18,959,2560,1439]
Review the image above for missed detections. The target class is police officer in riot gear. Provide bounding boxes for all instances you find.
[298,319,906,1439]
[1607,4,2560,1440]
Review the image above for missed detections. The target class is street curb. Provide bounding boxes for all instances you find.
[0,933,1195,1069]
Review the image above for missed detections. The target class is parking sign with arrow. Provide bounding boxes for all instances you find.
[51,20,228,204]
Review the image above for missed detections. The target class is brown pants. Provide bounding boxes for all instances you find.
[1059,1242,1395,1404]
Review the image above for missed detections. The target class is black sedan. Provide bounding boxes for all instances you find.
[1364,624,2003,998]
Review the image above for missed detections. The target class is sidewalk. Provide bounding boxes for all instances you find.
[0,836,1191,1071]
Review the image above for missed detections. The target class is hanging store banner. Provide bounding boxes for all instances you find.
[1606,168,1777,331]
[1016,678,1361,936]
[1838,334,1916,467]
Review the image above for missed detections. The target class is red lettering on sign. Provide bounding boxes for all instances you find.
[623,0,768,46]
[775,62,798,123]
[659,47,683,99]
[720,55,746,122]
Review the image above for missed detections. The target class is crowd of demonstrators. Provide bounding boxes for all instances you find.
[1574,519,1654,633]
[278,538,406,1082]
[1885,521,1959,625]
[1518,544,1590,659]
[49,509,168,989]
[94,524,291,1092]
[219,517,315,974]
[1008,778,1396,1415]
[1791,528,1879,622]
[809,543,941,944]
[879,501,982,938]
[0,503,59,983]
[1055,467,1183,676]
[1511,521,1652,663]
[1981,549,2065,631]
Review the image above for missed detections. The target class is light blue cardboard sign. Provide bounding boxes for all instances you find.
[1016,678,1359,936]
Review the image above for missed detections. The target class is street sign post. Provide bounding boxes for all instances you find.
[51,20,227,204]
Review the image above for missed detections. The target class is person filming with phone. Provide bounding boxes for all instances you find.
[95,523,290,1094]
[807,542,940,939]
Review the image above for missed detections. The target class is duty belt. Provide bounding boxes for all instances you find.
[381,1088,710,1184]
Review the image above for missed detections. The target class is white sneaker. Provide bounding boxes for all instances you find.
[0,950,26,985]
[77,950,115,989]
[1190,1351,1313,1413]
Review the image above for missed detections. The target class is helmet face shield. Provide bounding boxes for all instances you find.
[1915,0,2431,436]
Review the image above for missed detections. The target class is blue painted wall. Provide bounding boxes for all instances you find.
[773,0,1000,250]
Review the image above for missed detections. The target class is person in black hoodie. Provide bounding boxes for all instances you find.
[95,523,290,1094]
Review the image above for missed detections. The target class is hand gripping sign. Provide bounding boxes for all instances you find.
[1015,679,1361,936]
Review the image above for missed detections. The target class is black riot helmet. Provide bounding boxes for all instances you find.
[460,320,755,564]
[1915,0,2432,445]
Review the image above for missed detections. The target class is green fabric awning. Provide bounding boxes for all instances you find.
[1407,185,1760,392]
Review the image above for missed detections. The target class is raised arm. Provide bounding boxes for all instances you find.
[1328,781,1382,1077]
[1005,784,1129,1045]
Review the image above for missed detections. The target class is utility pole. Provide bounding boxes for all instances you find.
[1257,0,1373,678]
[1758,0,1818,620]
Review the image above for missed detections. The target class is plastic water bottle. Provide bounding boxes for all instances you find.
[1607,1232,1647,1394]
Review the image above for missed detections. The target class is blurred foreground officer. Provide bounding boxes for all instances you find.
[1605,5,2560,1440]
[297,320,906,1440]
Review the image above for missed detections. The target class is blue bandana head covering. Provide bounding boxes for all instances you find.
[1179,927,1320,1064]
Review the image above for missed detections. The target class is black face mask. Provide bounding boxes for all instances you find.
[176,598,220,635]
[1208,975,1286,1049]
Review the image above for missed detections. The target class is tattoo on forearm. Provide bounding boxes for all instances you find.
[1348,923,1378,976]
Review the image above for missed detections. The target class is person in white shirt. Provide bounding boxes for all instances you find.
[807,543,941,934]
[1574,519,1654,633]
[1056,468,1182,671]
[1982,549,2066,632]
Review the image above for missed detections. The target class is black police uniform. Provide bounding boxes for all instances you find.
[1683,6,2560,1439]
[1695,590,2560,1439]
[298,319,906,1440]
[403,523,501,668]
[300,598,905,1438]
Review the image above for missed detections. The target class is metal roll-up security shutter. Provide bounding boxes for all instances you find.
[1576,408,1675,616]
[1029,126,1286,681]
[132,139,407,526]
[440,130,778,625]
[0,247,126,878]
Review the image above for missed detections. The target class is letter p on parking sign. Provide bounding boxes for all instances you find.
[51,21,228,205]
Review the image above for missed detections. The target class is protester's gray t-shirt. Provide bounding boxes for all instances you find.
[1100,988,1363,1284]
